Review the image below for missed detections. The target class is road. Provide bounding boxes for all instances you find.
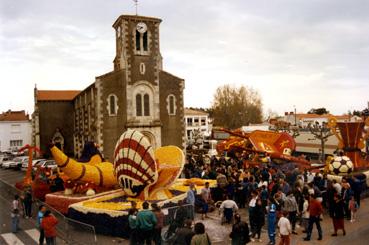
[1,167,369,245]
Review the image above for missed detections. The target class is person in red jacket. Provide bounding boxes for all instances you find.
[303,195,323,241]
[41,210,58,245]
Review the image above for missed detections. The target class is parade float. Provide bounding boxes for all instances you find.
[325,117,369,184]
[43,130,215,237]
[216,128,311,171]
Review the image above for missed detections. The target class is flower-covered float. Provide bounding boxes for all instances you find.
[46,130,216,237]
[325,117,369,185]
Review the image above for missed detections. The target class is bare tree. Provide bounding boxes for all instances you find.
[211,84,263,129]
[307,121,333,162]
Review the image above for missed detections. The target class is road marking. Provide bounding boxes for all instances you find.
[1,232,25,245]
[25,229,39,243]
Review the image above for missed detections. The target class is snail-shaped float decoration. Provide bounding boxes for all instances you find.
[114,130,185,200]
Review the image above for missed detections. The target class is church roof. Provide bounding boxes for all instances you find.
[0,110,29,121]
[160,70,184,81]
[37,90,81,101]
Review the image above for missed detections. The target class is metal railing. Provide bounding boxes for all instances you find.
[0,179,97,244]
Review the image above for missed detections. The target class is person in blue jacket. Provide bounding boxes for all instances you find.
[267,204,277,245]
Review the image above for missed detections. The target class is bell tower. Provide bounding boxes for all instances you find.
[112,15,164,148]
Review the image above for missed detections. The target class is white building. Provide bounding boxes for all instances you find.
[282,112,352,128]
[0,110,32,152]
[184,108,211,143]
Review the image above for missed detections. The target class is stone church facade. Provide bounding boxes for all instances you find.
[33,14,185,160]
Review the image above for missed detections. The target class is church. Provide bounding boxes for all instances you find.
[32,14,185,160]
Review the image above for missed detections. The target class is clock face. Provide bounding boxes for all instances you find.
[136,22,147,33]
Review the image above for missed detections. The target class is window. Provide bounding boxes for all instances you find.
[166,94,177,115]
[106,94,118,116]
[10,140,22,147]
[143,32,148,51]
[187,118,193,126]
[201,117,206,126]
[135,30,141,51]
[11,124,21,133]
[117,26,121,37]
[144,94,150,116]
[136,93,150,117]
[136,94,142,116]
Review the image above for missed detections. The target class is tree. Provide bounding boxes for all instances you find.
[307,108,329,115]
[307,121,333,162]
[211,84,263,129]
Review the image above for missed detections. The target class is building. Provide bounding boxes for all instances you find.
[282,112,352,127]
[0,110,32,152]
[184,108,211,146]
[33,14,185,159]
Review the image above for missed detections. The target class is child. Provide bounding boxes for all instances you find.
[267,204,277,245]
[277,211,291,245]
[349,196,358,222]
[11,209,20,233]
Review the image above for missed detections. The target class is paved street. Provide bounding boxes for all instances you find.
[1,167,369,244]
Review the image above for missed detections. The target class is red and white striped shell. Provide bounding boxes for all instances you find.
[113,130,158,198]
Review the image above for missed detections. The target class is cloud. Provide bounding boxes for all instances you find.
[0,0,368,116]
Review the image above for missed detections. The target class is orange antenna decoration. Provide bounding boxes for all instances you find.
[18,144,42,186]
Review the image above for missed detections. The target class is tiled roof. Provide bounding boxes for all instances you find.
[295,114,350,120]
[184,108,208,116]
[37,90,81,101]
[0,110,29,121]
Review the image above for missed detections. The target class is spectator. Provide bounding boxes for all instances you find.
[331,194,346,236]
[301,195,310,233]
[219,195,239,224]
[137,201,157,245]
[230,213,250,245]
[267,204,277,245]
[128,208,139,245]
[41,210,58,245]
[151,203,164,245]
[200,182,212,219]
[191,222,211,245]
[282,191,298,235]
[341,180,352,220]
[186,183,196,220]
[349,196,358,223]
[277,211,291,245]
[23,187,33,218]
[174,219,195,245]
[11,208,20,233]
[37,205,47,245]
[303,195,323,241]
[249,190,264,242]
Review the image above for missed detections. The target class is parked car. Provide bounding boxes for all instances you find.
[22,158,46,170]
[33,160,58,172]
[1,160,13,169]
[10,156,30,170]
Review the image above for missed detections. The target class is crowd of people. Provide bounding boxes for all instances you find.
[173,153,364,245]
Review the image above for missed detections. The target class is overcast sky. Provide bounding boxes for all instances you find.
[1,0,368,117]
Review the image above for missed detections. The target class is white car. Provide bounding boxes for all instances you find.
[1,160,13,169]
[0,155,12,167]
[22,159,46,170]
[33,160,58,172]
[10,156,29,170]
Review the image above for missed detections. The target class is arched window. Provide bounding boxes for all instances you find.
[136,94,142,116]
[143,32,148,51]
[166,94,177,115]
[107,94,118,116]
[144,94,150,116]
[135,30,141,51]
